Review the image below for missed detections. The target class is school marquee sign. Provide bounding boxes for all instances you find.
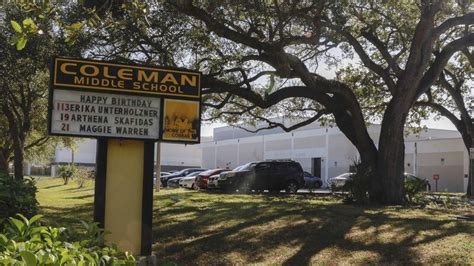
[48,57,202,143]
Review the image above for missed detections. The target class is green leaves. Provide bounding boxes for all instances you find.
[9,18,41,51]
[0,214,137,265]
[10,21,22,33]
[20,250,37,265]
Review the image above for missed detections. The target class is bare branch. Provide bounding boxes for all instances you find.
[235,109,329,133]
[361,29,402,75]
[433,12,474,39]
[324,23,396,93]
[171,0,268,51]
[416,33,474,97]
[25,137,50,151]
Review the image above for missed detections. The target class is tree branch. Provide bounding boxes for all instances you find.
[171,0,268,51]
[433,12,474,39]
[24,137,50,151]
[324,23,396,93]
[235,109,329,133]
[416,33,474,98]
[361,29,402,75]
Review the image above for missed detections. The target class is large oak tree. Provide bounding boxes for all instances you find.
[14,0,473,202]
[166,0,473,203]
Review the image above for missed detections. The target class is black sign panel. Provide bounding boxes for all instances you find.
[53,57,201,99]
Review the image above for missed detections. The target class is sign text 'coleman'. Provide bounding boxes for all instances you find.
[53,57,200,98]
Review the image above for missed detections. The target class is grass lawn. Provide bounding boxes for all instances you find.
[36,177,474,265]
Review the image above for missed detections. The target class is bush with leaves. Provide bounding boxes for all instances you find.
[57,165,77,185]
[404,175,431,203]
[0,214,136,265]
[340,164,372,204]
[75,168,95,189]
[0,171,38,228]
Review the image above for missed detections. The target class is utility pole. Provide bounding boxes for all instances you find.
[469,147,473,197]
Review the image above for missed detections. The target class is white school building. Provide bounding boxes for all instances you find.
[42,121,469,193]
[201,121,469,193]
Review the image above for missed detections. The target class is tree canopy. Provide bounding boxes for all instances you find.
[5,0,473,201]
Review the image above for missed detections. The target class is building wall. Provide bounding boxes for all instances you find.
[52,138,203,176]
[327,134,358,178]
[203,125,468,192]
[405,138,466,192]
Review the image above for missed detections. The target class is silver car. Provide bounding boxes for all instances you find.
[328,173,355,189]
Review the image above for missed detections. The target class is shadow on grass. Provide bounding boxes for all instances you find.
[40,204,94,229]
[41,184,64,189]
[38,186,472,264]
[66,194,94,200]
[152,191,473,265]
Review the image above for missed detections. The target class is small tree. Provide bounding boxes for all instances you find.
[57,165,77,185]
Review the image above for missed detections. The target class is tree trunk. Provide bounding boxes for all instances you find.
[0,149,8,173]
[374,100,409,204]
[465,138,473,197]
[13,139,25,180]
[332,108,379,201]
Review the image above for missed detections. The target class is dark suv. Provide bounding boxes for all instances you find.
[218,160,304,193]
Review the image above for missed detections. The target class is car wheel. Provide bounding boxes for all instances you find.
[239,181,251,194]
[314,182,321,189]
[191,183,196,190]
[269,188,280,194]
[285,181,298,194]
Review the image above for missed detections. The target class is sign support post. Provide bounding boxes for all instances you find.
[433,174,439,192]
[155,142,161,192]
[94,139,154,255]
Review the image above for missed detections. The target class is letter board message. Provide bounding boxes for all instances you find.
[49,57,202,142]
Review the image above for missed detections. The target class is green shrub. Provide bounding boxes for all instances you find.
[75,168,95,189]
[341,165,371,204]
[0,214,136,265]
[0,171,38,228]
[404,175,430,203]
[57,165,77,185]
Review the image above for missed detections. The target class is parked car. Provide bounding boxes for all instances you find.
[160,168,207,187]
[179,171,204,189]
[168,170,206,188]
[153,172,171,185]
[195,169,227,189]
[404,173,431,200]
[167,177,181,188]
[304,171,323,190]
[329,172,431,194]
[207,173,223,189]
[328,173,355,189]
[218,160,304,193]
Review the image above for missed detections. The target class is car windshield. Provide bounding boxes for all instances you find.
[338,173,353,178]
[174,169,188,175]
[186,171,202,177]
[405,174,418,180]
[200,169,220,176]
[234,163,256,171]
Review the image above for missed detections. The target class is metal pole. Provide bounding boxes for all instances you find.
[155,142,161,192]
[414,142,417,176]
[469,147,474,197]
